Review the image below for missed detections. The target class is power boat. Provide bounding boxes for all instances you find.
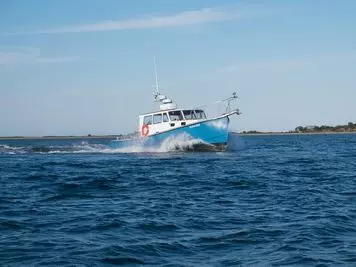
[111,60,241,151]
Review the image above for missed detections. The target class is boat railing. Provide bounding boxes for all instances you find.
[223,92,239,115]
[194,92,240,118]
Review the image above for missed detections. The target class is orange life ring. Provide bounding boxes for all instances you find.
[141,124,149,136]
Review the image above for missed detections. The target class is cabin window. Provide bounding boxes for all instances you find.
[195,110,207,119]
[183,110,197,120]
[168,111,183,121]
[143,115,153,125]
[163,113,169,122]
[153,114,162,124]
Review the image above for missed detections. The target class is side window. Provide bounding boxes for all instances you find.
[143,115,153,125]
[163,113,169,122]
[195,110,207,119]
[183,110,196,120]
[153,114,162,124]
[169,111,183,121]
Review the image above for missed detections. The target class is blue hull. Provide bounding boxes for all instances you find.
[111,116,230,151]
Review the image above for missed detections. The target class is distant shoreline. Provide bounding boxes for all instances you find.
[1,131,356,140]
[238,131,356,136]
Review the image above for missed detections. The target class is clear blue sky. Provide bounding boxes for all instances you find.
[1,0,355,136]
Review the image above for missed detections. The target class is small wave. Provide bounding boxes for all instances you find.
[136,221,180,232]
[0,144,27,154]
[0,142,113,155]
[159,133,208,152]
[101,257,145,265]
[196,229,248,243]
[42,193,94,202]
[94,219,126,231]
[0,218,31,232]
[31,146,52,153]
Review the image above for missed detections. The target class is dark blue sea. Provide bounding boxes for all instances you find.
[1,134,356,266]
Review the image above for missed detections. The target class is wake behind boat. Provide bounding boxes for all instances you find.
[111,60,241,152]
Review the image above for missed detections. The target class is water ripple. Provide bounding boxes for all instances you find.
[1,134,356,266]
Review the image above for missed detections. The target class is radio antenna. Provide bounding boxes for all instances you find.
[154,56,159,94]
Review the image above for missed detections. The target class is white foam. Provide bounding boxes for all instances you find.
[0,144,26,154]
[0,144,24,150]
[114,133,209,153]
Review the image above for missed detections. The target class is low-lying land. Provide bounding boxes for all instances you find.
[241,122,356,135]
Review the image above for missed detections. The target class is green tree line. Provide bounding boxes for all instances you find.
[295,122,356,133]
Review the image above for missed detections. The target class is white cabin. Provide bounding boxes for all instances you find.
[138,109,207,137]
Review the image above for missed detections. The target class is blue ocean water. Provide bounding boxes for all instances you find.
[1,134,356,266]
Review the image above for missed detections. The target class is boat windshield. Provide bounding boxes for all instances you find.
[153,114,162,124]
[195,110,207,119]
[183,110,197,120]
[143,115,153,125]
[163,113,169,122]
[168,111,183,121]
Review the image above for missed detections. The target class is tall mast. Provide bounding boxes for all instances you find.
[153,56,159,94]
[151,57,177,110]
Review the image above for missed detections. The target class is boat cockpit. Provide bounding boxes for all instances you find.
[139,109,207,137]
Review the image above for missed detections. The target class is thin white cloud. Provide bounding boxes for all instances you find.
[223,51,356,72]
[7,7,239,35]
[0,48,79,65]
